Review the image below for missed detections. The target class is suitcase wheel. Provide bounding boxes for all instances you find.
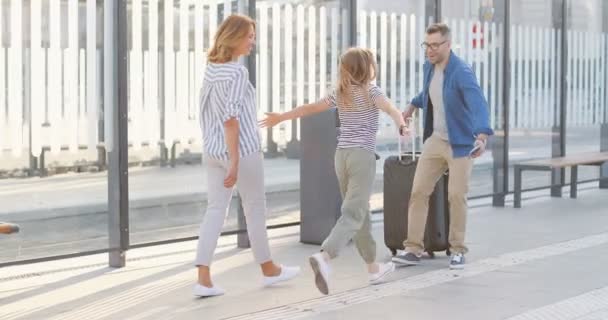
[426,250,435,259]
[390,248,397,256]
[446,249,451,256]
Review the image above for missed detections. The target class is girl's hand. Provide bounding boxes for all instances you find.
[259,112,283,128]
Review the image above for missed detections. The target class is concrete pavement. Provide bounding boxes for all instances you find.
[1,183,607,319]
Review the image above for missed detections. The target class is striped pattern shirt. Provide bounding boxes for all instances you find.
[324,84,385,152]
[199,62,261,161]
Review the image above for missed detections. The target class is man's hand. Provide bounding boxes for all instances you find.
[470,134,488,158]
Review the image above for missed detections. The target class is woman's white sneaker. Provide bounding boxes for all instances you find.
[263,265,301,287]
[193,284,225,297]
[369,262,395,285]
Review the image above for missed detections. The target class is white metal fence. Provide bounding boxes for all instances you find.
[0,1,607,169]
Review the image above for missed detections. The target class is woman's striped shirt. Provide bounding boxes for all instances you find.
[198,62,261,161]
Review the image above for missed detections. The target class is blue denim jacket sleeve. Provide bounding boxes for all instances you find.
[410,91,424,109]
[458,67,494,137]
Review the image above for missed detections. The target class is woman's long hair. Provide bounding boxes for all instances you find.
[208,14,255,63]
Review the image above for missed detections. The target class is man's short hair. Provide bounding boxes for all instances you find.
[426,23,451,40]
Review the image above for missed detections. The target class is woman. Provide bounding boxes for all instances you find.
[261,48,407,295]
[194,14,300,298]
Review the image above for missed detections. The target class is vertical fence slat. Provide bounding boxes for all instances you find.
[209,2,218,43]
[523,26,531,128]
[148,0,160,147]
[285,4,293,142]
[87,0,99,150]
[497,22,504,129]
[330,7,338,87]
[259,2,269,146]
[516,25,523,128]
[489,22,498,129]
[588,32,594,125]
[272,3,281,145]
[79,49,86,147]
[359,11,367,49]
[594,33,600,124]
[541,28,552,128]
[296,5,304,140]
[536,27,543,128]
[466,20,474,71]
[508,25,515,128]
[0,5,5,152]
[224,0,232,17]
[390,13,397,103]
[131,0,143,149]
[549,28,556,128]
[307,6,316,103]
[458,19,466,66]
[530,26,537,128]
[567,30,573,126]
[164,0,176,147]
[9,0,23,156]
[408,14,416,108]
[557,29,563,127]
[380,13,387,90]
[577,30,583,126]
[319,6,327,98]
[573,31,580,126]
[189,51,196,140]
[49,0,61,154]
[400,14,406,108]
[588,31,593,125]
[181,0,191,142]
[31,0,44,156]
[600,33,608,123]
[482,22,491,129]
[581,31,587,126]
[370,11,377,84]
[66,0,78,152]
[417,16,424,118]
[531,27,538,128]
[473,21,481,87]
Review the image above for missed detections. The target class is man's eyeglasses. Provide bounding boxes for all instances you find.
[420,40,448,51]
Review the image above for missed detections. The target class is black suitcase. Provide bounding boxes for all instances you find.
[383,148,450,258]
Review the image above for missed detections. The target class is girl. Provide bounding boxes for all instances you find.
[194,14,300,298]
[261,47,407,295]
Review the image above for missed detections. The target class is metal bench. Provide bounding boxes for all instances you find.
[513,152,608,208]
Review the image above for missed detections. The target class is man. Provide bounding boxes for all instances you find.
[392,23,493,270]
[0,222,20,235]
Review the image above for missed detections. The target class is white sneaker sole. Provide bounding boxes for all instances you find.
[309,256,329,295]
[449,264,465,270]
[391,257,420,266]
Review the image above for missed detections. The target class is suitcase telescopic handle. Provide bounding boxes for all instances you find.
[398,115,416,162]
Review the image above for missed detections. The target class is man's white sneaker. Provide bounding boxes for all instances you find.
[263,265,301,287]
[193,284,225,297]
[309,253,331,295]
[369,262,395,285]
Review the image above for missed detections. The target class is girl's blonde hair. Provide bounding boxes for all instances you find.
[208,14,255,63]
[336,48,377,108]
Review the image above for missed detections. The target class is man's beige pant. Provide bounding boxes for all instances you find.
[403,135,473,255]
